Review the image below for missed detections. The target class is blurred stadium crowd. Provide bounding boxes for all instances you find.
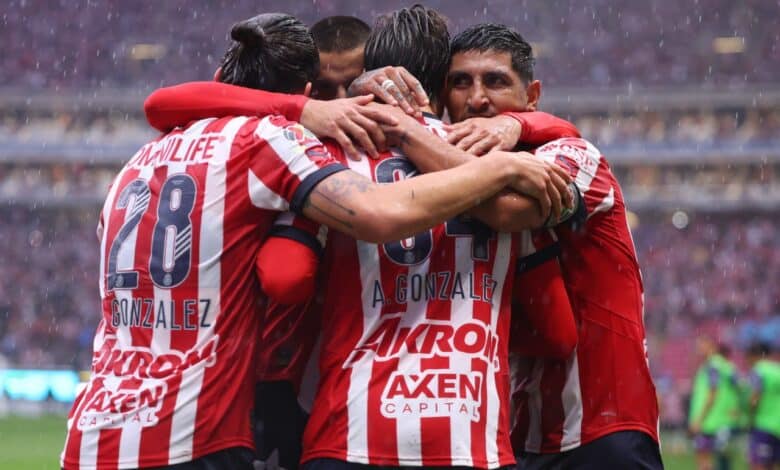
[4,107,780,147]
[1,0,778,433]
[2,0,778,89]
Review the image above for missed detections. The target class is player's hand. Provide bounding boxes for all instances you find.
[347,66,428,117]
[299,95,397,160]
[497,151,573,221]
[444,115,522,156]
[371,103,420,148]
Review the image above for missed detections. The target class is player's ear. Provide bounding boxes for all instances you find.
[213,67,222,82]
[303,82,313,97]
[525,80,541,111]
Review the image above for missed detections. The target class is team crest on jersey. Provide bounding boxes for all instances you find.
[76,335,219,430]
[343,316,499,422]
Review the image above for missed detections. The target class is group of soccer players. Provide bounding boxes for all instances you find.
[62,5,664,470]
[689,338,780,470]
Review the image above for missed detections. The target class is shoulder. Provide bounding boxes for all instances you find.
[250,115,317,142]
[535,137,605,171]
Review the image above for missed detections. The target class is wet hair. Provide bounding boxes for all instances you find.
[218,13,319,93]
[451,23,535,83]
[363,4,450,102]
[311,15,371,53]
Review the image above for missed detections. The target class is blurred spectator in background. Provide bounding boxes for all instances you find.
[1,0,777,90]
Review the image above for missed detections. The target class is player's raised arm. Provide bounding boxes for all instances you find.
[377,105,576,231]
[143,81,395,159]
[300,150,531,243]
[249,115,526,245]
[143,81,308,132]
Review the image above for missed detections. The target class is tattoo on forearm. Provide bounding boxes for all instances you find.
[310,187,356,217]
[317,172,372,197]
[304,196,354,231]
[303,173,374,232]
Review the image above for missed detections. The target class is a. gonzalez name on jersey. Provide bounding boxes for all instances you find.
[370,270,498,308]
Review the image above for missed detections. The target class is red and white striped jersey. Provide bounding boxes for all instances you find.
[302,116,517,469]
[61,114,344,469]
[510,137,659,454]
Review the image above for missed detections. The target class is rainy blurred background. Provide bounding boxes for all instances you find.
[0,0,778,468]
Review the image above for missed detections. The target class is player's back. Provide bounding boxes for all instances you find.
[511,138,658,453]
[302,116,517,469]
[62,114,343,469]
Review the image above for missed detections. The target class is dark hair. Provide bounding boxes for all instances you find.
[364,4,450,102]
[451,23,535,83]
[219,13,319,93]
[311,15,371,53]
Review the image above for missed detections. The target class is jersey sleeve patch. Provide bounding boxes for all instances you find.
[535,137,615,218]
[248,117,345,209]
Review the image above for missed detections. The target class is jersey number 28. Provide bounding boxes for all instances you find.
[106,174,197,290]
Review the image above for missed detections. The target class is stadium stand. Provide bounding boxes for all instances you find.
[1,0,778,432]
[2,0,777,89]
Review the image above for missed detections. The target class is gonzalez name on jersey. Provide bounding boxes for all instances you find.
[61,115,344,469]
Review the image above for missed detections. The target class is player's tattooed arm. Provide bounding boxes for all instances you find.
[302,171,372,231]
[301,153,531,244]
[383,117,574,232]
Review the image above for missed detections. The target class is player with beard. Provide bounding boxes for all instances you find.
[61,13,568,470]
[401,23,662,470]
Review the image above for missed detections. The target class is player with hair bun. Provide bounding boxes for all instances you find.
[61,12,563,470]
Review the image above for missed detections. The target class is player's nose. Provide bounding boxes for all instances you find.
[467,84,490,112]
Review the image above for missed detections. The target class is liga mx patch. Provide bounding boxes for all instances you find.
[282,124,319,147]
[283,124,332,160]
